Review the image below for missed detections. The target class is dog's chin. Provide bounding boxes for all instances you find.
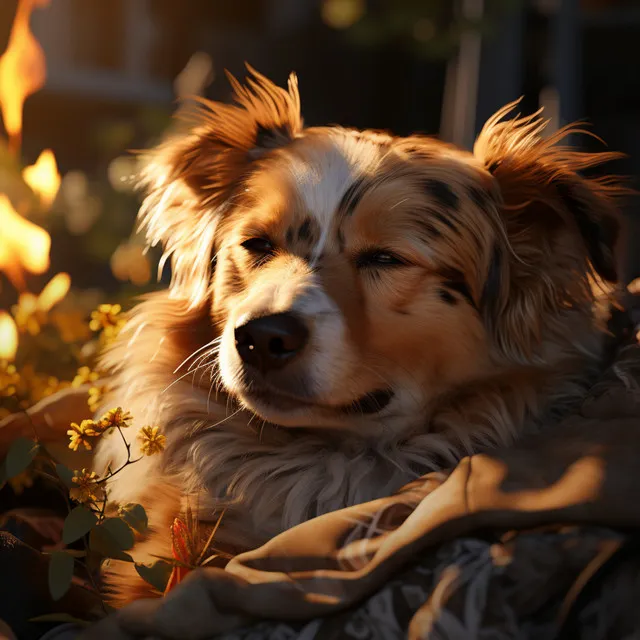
[236,384,395,429]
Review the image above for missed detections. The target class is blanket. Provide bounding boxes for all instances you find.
[77,297,640,639]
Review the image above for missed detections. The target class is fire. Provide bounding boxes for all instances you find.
[23,149,61,208]
[0,194,50,289]
[0,0,72,395]
[0,312,19,361]
[0,0,50,154]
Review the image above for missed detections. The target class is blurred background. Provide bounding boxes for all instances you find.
[0,0,639,365]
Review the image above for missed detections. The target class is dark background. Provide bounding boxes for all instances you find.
[1,0,639,298]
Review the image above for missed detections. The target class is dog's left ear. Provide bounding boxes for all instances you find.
[474,101,626,285]
[136,65,303,306]
[473,101,629,359]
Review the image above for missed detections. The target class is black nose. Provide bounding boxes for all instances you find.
[234,313,309,372]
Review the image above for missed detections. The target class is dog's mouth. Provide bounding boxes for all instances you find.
[241,383,394,417]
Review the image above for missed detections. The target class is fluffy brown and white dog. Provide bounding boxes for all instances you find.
[93,67,626,603]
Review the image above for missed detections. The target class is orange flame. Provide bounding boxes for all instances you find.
[0,0,50,154]
[0,312,19,361]
[0,194,50,289]
[23,149,60,208]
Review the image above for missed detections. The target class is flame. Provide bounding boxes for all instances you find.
[0,0,50,153]
[0,311,19,361]
[37,272,70,312]
[0,194,50,289]
[23,149,60,208]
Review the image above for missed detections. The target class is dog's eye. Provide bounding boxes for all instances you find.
[356,250,406,269]
[241,237,275,255]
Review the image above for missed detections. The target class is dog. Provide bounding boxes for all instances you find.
[93,66,625,604]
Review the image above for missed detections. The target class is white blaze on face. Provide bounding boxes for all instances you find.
[284,133,386,264]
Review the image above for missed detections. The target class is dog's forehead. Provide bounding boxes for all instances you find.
[282,131,389,227]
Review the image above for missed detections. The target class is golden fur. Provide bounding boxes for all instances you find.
[93,67,627,605]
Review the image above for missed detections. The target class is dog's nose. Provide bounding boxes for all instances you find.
[235,313,309,371]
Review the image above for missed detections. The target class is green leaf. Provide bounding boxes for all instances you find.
[135,560,172,592]
[62,506,98,544]
[118,503,148,534]
[29,613,90,626]
[5,437,39,478]
[89,525,134,562]
[48,551,74,601]
[102,517,135,550]
[55,463,75,488]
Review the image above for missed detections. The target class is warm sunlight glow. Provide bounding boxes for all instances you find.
[0,0,49,153]
[23,149,61,208]
[37,272,71,312]
[321,0,365,29]
[0,312,19,361]
[0,194,50,289]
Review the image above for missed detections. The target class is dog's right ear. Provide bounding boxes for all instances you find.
[137,65,303,307]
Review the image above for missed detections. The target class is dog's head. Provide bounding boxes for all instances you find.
[138,67,624,437]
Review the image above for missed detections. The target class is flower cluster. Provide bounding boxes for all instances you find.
[90,303,126,345]
[0,361,20,399]
[11,293,47,336]
[72,366,99,388]
[69,468,105,504]
[1,298,127,420]
[87,384,105,413]
[67,406,133,452]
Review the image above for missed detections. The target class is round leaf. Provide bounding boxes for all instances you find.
[102,517,135,550]
[119,503,148,534]
[89,525,134,562]
[5,437,39,478]
[48,551,74,601]
[135,560,172,593]
[62,506,98,544]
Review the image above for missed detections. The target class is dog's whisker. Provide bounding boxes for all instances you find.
[174,338,219,374]
[162,361,212,394]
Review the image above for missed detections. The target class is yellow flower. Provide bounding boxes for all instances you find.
[8,469,34,494]
[11,293,45,336]
[41,377,71,401]
[137,426,166,456]
[90,304,126,346]
[67,419,101,451]
[87,385,104,413]
[98,406,132,431]
[90,304,122,331]
[72,366,99,388]
[70,469,105,504]
[0,361,20,397]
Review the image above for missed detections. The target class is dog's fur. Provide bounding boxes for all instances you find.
[93,67,626,604]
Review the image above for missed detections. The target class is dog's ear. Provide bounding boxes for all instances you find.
[137,65,303,306]
[473,101,627,358]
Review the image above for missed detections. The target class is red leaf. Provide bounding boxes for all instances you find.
[164,518,193,594]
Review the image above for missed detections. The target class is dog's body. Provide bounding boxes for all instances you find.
[93,68,625,604]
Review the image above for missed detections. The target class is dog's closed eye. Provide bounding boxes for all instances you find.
[241,237,276,266]
[356,250,408,269]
